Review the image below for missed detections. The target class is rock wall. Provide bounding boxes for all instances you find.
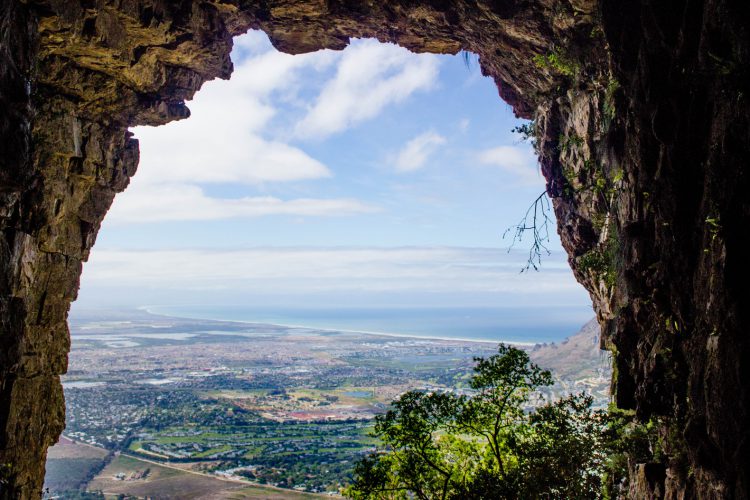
[1,1,747,498]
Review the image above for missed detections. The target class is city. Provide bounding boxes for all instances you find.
[44,310,609,498]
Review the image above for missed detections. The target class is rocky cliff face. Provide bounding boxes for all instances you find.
[1,1,747,498]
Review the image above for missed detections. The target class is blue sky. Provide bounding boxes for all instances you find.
[75,31,592,319]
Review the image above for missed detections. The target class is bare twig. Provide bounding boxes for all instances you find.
[503,191,553,272]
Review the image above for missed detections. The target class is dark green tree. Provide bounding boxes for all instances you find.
[346,345,610,499]
[508,394,606,498]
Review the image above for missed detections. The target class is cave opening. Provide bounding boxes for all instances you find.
[50,30,602,497]
[2,1,748,498]
[75,30,593,332]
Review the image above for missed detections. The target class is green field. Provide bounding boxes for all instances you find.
[127,419,374,491]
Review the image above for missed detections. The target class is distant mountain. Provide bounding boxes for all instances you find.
[529,318,612,404]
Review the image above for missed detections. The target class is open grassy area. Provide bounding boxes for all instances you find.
[228,485,323,499]
[47,437,108,460]
[88,454,321,499]
[45,458,107,493]
[44,437,110,494]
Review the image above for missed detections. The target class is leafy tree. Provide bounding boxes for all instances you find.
[508,394,605,498]
[455,345,553,475]
[345,345,609,499]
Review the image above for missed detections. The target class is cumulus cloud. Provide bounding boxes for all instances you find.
[118,32,412,224]
[394,131,446,172]
[107,184,377,223]
[134,130,331,185]
[295,40,440,139]
[477,145,542,185]
[116,33,443,224]
[132,38,337,186]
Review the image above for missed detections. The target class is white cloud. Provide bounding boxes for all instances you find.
[119,34,444,224]
[295,39,440,139]
[394,131,446,172]
[477,145,542,185]
[134,127,332,185]
[132,38,337,186]
[117,32,388,224]
[107,184,377,224]
[81,246,583,298]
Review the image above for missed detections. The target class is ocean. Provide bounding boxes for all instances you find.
[145,305,594,344]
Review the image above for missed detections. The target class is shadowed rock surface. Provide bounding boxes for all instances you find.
[1,1,748,498]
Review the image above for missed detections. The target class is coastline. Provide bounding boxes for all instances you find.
[137,305,537,347]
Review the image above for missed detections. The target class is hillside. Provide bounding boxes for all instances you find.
[529,319,611,405]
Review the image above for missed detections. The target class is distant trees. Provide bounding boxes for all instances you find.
[44,491,105,500]
[345,345,614,499]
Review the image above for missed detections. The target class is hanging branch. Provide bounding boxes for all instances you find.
[503,191,553,272]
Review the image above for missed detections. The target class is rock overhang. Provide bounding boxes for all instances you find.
[1,1,749,498]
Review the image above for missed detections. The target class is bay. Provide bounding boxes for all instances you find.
[145,305,593,344]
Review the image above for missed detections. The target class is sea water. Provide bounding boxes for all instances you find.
[146,305,593,344]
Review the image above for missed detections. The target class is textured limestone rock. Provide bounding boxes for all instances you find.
[1,0,748,498]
